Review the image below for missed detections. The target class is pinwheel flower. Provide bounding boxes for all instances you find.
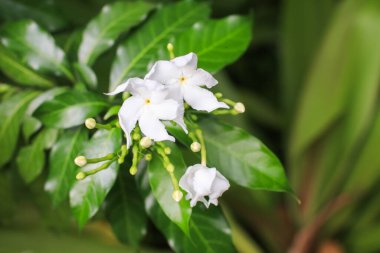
[108,78,179,148]
[146,53,229,112]
[179,164,230,207]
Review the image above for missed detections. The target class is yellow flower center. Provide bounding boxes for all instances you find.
[179,76,187,84]
[145,99,151,104]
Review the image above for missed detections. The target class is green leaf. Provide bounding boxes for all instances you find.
[70,128,121,228]
[201,119,292,193]
[0,43,54,87]
[79,1,154,66]
[110,1,210,90]
[73,63,98,89]
[16,132,46,183]
[148,143,191,234]
[105,171,147,247]
[45,128,87,206]
[175,15,252,73]
[136,164,236,253]
[26,87,68,115]
[0,20,74,81]
[0,91,39,167]
[103,105,121,120]
[34,90,108,129]
[22,116,42,142]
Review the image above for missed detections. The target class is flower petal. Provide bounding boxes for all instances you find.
[106,77,142,96]
[193,167,216,196]
[171,52,197,69]
[173,101,188,133]
[138,111,175,142]
[118,97,144,148]
[145,61,180,84]
[209,170,230,201]
[149,99,179,120]
[183,84,229,112]
[130,79,164,98]
[187,68,218,88]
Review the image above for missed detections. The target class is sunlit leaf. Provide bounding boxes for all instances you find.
[175,15,252,73]
[78,1,154,66]
[70,128,121,228]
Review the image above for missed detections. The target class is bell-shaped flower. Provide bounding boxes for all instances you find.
[145,53,228,112]
[108,78,179,148]
[179,164,230,207]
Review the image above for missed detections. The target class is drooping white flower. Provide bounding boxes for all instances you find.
[108,78,179,148]
[179,164,230,207]
[145,53,229,112]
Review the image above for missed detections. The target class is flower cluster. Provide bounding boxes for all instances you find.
[75,45,246,208]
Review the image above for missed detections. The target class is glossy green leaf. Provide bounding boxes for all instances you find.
[175,15,252,73]
[103,105,121,120]
[201,119,292,193]
[79,1,154,66]
[0,91,39,167]
[22,116,42,142]
[0,20,74,80]
[45,128,87,206]
[0,44,53,87]
[136,164,236,253]
[16,131,46,183]
[106,171,147,247]
[148,143,191,234]
[110,1,210,90]
[70,128,121,228]
[26,87,68,115]
[34,90,108,129]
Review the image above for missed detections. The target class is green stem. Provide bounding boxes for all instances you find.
[86,153,115,163]
[84,159,116,176]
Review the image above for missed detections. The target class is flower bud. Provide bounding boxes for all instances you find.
[167,43,174,52]
[164,147,171,155]
[215,92,223,98]
[190,142,201,152]
[74,156,87,167]
[132,132,141,141]
[172,190,183,202]
[166,163,175,172]
[76,172,86,180]
[145,153,152,161]
[140,137,153,148]
[85,118,96,129]
[129,166,137,175]
[234,102,245,114]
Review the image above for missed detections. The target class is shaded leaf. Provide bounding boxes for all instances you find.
[175,15,252,73]
[45,128,87,206]
[70,128,121,228]
[0,91,39,167]
[106,171,147,247]
[34,90,108,129]
[79,1,154,66]
[22,116,42,142]
[110,1,210,90]
[148,143,191,234]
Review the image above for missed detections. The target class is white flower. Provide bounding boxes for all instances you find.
[145,53,229,112]
[179,164,230,207]
[108,78,180,148]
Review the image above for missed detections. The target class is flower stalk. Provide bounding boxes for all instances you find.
[76,158,116,180]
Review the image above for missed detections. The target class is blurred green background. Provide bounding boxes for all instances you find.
[1,0,380,252]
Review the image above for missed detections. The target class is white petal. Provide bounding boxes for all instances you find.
[173,102,188,133]
[171,52,198,69]
[145,61,180,84]
[209,170,230,200]
[138,111,175,142]
[106,77,142,95]
[118,97,144,148]
[149,99,179,120]
[187,68,218,88]
[193,167,216,196]
[179,165,200,199]
[130,79,164,98]
[183,84,229,112]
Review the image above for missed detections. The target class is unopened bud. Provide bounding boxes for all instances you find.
[166,163,175,172]
[76,172,86,180]
[172,190,183,202]
[129,166,137,175]
[74,156,87,167]
[140,137,153,148]
[215,92,223,98]
[164,147,171,155]
[167,43,174,52]
[190,142,201,152]
[234,102,245,113]
[85,118,96,129]
[132,132,141,141]
[145,153,152,161]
